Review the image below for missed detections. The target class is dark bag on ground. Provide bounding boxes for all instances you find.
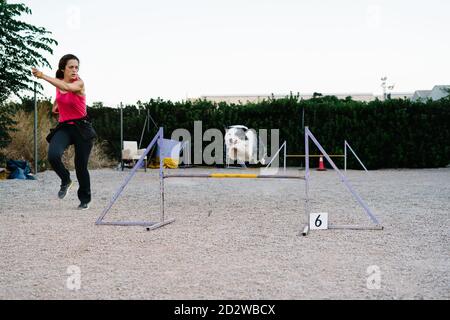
[46,116,97,143]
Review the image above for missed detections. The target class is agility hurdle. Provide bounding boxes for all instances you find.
[97,126,381,236]
[271,142,367,173]
[301,126,382,236]
[264,140,358,173]
[97,127,304,230]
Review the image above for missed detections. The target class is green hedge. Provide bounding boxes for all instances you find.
[5,95,447,169]
[86,95,450,169]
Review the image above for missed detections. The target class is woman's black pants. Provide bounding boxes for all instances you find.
[48,124,93,204]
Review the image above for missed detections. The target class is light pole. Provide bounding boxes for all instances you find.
[34,82,38,175]
[380,76,395,100]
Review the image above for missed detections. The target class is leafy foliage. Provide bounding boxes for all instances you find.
[0,0,58,101]
[87,96,450,169]
[0,0,57,164]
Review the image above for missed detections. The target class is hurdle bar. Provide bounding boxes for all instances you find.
[286,154,345,157]
[164,173,304,179]
[301,126,383,236]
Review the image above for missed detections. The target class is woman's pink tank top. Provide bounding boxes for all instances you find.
[55,80,86,123]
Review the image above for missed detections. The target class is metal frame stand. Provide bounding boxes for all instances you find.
[97,126,382,236]
[301,127,383,236]
[96,127,175,229]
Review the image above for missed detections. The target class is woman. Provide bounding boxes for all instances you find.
[32,54,95,210]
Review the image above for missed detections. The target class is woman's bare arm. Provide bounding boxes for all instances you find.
[32,68,84,94]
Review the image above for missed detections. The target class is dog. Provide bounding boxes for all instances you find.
[225,125,265,165]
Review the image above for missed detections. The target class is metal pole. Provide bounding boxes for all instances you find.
[301,106,305,168]
[283,141,286,173]
[344,140,347,173]
[139,113,147,149]
[265,141,286,169]
[164,173,304,179]
[96,129,161,225]
[301,107,305,133]
[302,127,310,236]
[159,127,165,222]
[33,82,38,175]
[120,102,123,161]
[346,141,369,173]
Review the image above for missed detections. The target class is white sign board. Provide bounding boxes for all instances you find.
[309,212,328,230]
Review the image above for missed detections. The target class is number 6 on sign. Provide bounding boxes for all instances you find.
[309,212,328,230]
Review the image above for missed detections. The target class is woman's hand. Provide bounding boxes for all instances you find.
[31,68,84,94]
[31,68,44,79]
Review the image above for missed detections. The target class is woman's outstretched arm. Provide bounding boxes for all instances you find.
[31,68,84,93]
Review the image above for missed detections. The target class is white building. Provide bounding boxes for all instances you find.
[411,85,450,102]
[191,92,414,104]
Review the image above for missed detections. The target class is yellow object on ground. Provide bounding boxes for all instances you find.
[0,169,9,180]
[149,157,179,169]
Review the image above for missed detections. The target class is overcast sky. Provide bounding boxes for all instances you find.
[15,0,450,106]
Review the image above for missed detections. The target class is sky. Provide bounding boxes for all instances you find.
[13,0,450,107]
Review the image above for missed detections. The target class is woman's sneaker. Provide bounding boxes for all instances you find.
[78,202,90,210]
[58,181,73,199]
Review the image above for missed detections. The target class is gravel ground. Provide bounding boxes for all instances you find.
[0,167,449,299]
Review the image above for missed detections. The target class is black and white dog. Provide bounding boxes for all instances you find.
[224,125,266,165]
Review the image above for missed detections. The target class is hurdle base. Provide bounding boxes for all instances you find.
[96,218,175,229]
[301,225,309,236]
[328,224,383,231]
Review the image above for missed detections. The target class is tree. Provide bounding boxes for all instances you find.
[0,100,15,163]
[0,0,57,163]
[0,0,58,101]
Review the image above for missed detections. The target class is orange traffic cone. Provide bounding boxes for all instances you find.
[317,155,326,171]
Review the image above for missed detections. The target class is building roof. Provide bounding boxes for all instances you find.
[430,85,450,100]
[411,85,450,101]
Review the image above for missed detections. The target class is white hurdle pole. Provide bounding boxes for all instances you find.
[302,129,310,236]
[158,128,165,226]
[345,140,369,173]
[344,140,347,172]
[265,141,287,172]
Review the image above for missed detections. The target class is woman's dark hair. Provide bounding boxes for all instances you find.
[55,54,79,79]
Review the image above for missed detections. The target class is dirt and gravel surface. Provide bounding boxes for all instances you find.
[1,167,449,299]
